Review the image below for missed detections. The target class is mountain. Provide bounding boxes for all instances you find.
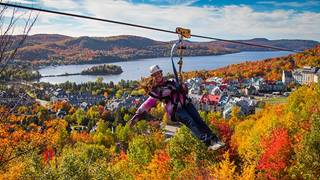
[13,34,319,66]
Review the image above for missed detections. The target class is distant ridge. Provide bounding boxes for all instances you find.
[11,34,319,66]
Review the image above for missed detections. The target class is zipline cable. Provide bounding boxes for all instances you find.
[0,2,300,53]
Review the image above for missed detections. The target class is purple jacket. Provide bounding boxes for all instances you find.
[136,80,187,119]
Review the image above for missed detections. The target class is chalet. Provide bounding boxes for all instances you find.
[56,109,67,118]
[240,79,251,88]
[186,77,203,87]
[244,85,257,96]
[188,94,202,109]
[68,93,105,107]
[105,95,147,111]
[189,86,201,95]
[50,89,68,102]
[209,86,222,96]
[292,70,303,84]
[218,95,230,107]
[203,81,217,86]
[203,84,216,93]
[0,91,6,98]
[200,94,220,106]
[186,78,203,95]
[228,79,240,87]
[206,77,223,84]
[282,70,294,85]
[226,85,240,96]
[71,125,88,132]
[80,102,89,110]
[253,79,286,93]
[222,97,256,119]
[219,84,228,91]
[106,101,120,111]
[0,92,35,108]
[49,88,106,107]
[292,66,320,84]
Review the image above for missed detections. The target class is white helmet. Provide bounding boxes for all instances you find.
[149,65,162,75]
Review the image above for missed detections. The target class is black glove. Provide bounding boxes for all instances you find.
[128,113,143,128]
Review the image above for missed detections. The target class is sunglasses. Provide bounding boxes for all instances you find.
[151,71,162,77]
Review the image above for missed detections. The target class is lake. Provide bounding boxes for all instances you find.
[38,51,293,84]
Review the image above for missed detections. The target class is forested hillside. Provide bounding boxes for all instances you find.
[1,45,319,180]
[184,45,320,81]
[0,82,319,179]
[11,34,319,66]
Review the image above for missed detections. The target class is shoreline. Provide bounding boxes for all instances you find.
[35,50,291,70]
[41,72,123,77]
[36,51,293,84]
[35,51,244,70]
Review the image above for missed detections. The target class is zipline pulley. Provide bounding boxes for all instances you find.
[176,27,191,38]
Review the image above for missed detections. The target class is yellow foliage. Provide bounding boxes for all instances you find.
[0,161,25,180]
[71,132,92,143]
[210,152,237,180]
[110,158,135,179]
[162,112,169,125]
[232,105,285,162]
[136,150,171,180]
[44,119,69,146]
[286,84,320,131]
[231,106,241,119]
[238,163,256,180]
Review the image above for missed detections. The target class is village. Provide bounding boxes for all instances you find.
[1,64,318,137]
[1,66,314,127]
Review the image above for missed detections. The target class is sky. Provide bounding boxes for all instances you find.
[3,0,320,41]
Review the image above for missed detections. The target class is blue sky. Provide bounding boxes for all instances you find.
[4,0,320,41]
[131,0,320,12]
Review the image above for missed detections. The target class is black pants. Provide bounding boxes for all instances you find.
[175,102,218,145]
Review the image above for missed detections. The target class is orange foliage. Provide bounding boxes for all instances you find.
[184,46,320,81]
[257,128,292,179]
[51,100,71,112]
[70,132,92,144]
[137,150,171,180]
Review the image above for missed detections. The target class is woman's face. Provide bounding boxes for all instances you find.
[151,71,164,84]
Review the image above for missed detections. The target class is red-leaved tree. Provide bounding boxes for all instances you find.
[257,127,292,179]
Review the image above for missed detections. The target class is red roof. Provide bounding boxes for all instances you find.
[219,85,228,90]
[133,99,140,105]
[201,94,220,105]
[203,81,216,85]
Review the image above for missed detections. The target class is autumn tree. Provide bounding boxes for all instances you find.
[289,114,320,179]
[0,1,37,74]
[257,127,292,179]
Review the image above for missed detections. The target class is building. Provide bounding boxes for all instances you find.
[200,94,220,106]
[222,97,256,119]
[244,85,257,96]
[292,66,320,84]
[209,86,222,96]
[282,70,294,85]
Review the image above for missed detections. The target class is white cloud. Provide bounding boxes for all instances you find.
[17,1,320,41]
[147,0,199,6]
[39,0,80,10]
[4,0,37,4]
[257,0,320,8]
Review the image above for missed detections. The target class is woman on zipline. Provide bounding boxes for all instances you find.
[128,65,225,151]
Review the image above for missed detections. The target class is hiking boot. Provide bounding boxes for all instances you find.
[207,139,225,151]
